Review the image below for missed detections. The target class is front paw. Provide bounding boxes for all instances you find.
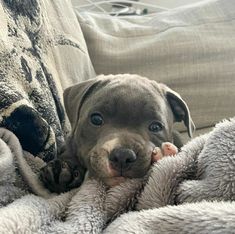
[40,159,83,193]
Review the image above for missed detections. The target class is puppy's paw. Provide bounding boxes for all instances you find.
[151,142,178,163]
[151,147,163,162]
[40,159,83,193]
[162,142,178,156]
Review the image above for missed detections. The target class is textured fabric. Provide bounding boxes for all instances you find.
[2,117,235,233]
[0,0,95,161]
[0,127,106,233]
[77,0,235,132]
[105,118,235,233]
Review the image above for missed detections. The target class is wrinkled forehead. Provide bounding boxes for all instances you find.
[95,82,162,108]
[81,80,170,124]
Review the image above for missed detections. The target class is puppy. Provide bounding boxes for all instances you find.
[40,74,194,192]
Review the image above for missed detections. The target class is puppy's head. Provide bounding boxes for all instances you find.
[64,74,194,186]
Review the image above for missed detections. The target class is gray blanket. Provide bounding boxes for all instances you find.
[1,117,235,233]
[105,118,235,233]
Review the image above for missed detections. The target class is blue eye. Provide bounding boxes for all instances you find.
[90,113,104,126]
[149,121,163,132]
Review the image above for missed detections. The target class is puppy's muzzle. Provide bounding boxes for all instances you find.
[109,147,137,172]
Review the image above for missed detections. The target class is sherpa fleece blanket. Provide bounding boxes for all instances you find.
[1,117,235,233]
[105,118,235,233]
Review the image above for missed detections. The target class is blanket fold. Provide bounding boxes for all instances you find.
[105,118,235,233]
[1,117,235,233]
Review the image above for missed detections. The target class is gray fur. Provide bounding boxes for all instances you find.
[41,74,195,192]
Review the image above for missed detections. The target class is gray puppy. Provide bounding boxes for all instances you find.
[41,74,195,192]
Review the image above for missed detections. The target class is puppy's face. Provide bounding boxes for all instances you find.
[64,75,194,186]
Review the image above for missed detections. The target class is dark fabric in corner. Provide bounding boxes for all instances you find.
[0,0,68,161]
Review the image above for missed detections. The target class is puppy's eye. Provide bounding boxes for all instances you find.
[90,113,104,126]
[149,121,163,132]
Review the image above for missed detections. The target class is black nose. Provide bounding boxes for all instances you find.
[109,148,137,170]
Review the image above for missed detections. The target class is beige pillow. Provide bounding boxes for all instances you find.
[40,0,96,92]
[76,0,235,132]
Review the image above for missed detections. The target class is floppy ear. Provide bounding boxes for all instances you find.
[160,84,195,137]
[63,78,101,129]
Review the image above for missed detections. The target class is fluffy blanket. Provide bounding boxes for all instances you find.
[105,118,235,233]
[1,117,235,233]
[0,127,107,233]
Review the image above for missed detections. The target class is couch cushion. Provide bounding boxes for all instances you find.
[76,0,235,133]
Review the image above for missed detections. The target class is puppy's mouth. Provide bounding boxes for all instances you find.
[88,141,154,186]
[92,151,151,184]
[107,163,129,177]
